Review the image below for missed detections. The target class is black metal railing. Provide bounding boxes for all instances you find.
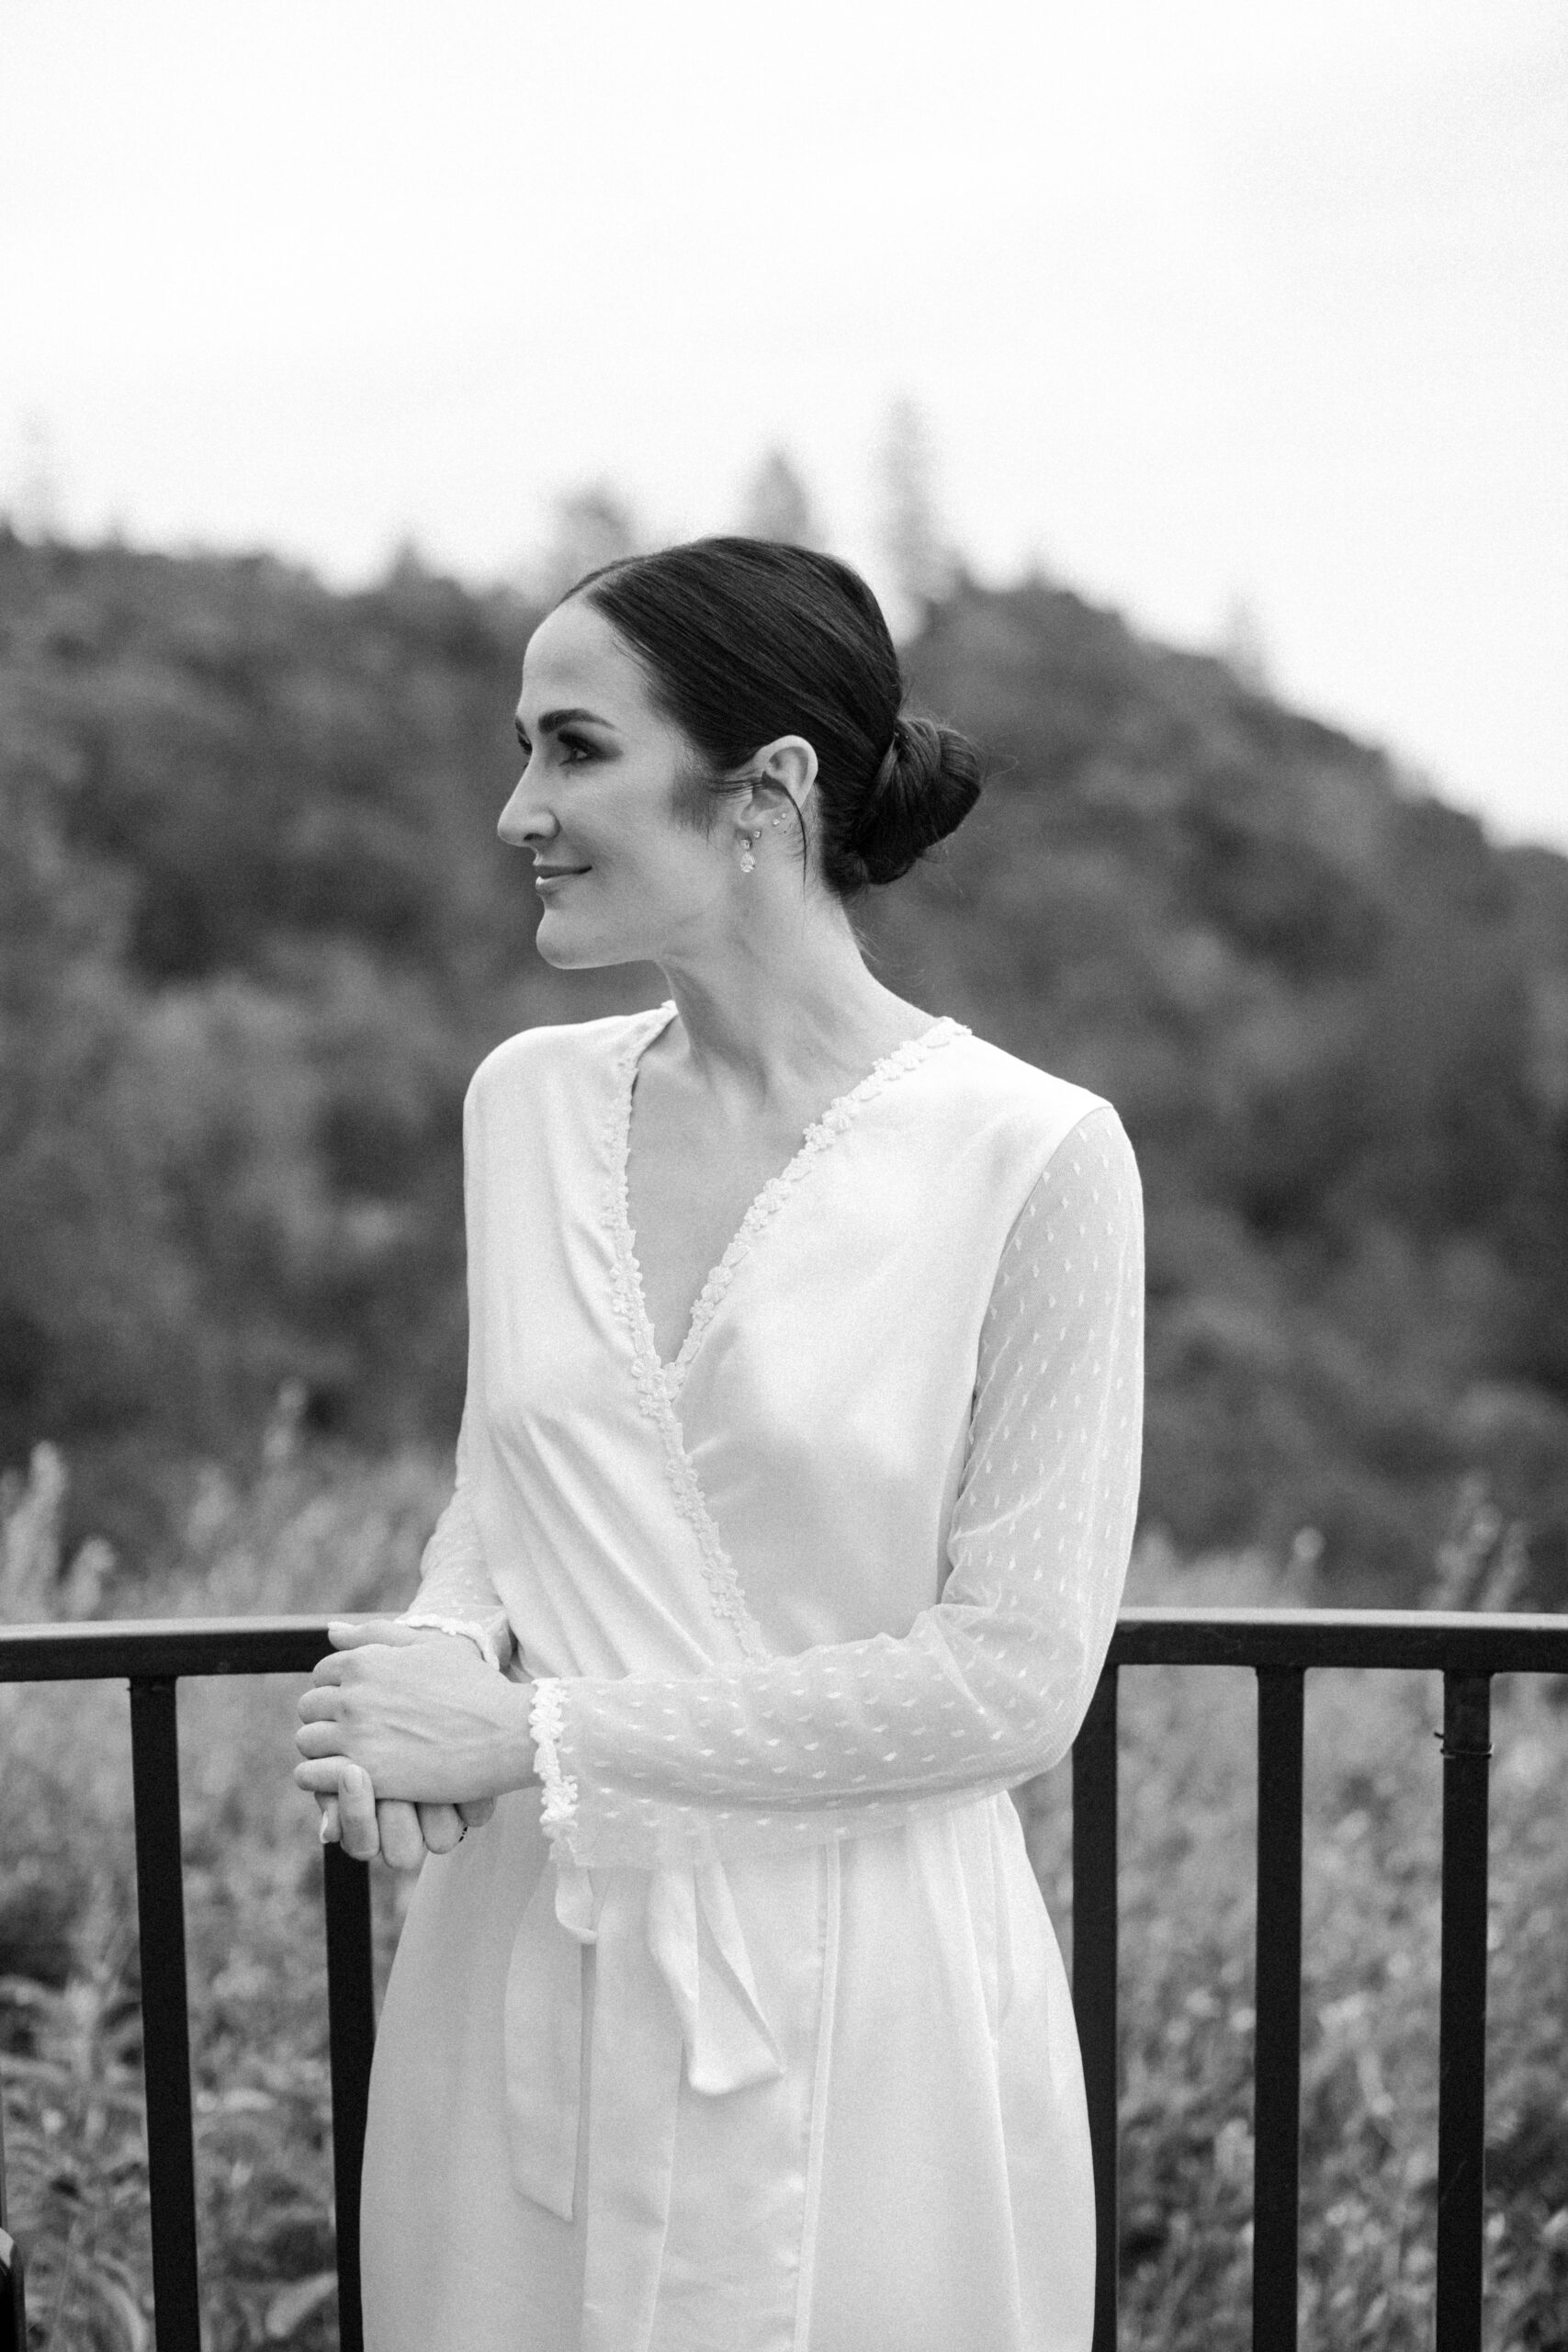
[1,1606,1565,2352]
[0,1619,375,2352]
[1072,1609,1568,2352]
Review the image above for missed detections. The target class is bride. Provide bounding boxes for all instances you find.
[294,537,1143,2352]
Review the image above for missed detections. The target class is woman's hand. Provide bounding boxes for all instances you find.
[315,1790,496,1867]
[311,1758,382,1861]
[308,1624,504,1866]
[296,1618,536,1810]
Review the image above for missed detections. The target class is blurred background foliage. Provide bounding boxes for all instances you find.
[2,505,1567,1604]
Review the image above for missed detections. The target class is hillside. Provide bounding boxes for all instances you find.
[3,530,1565,1599]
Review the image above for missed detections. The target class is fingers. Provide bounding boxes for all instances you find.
[298,1686,342,1724]
[297,1758,376,1861]
[331,1761,380,1860]
[418,1802,465,1855]
[298,1762,378,1861]
[327,1619,435,1650]
[457,1798,496,1829]
[378,1800,427,1871]
[297,1720,353,1760]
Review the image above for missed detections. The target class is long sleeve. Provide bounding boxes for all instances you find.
[398,1449,513,1672]
[397,1073,513,1673]
[531,1105,1143,1871]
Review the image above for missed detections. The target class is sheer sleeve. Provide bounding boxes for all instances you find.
[396,1073,513,1674]
[531,1105,1143,1870]
[398,1460,513,1673]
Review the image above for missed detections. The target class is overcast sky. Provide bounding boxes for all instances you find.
[4,0,1564,851]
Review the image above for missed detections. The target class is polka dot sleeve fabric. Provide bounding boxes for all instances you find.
[536,1106,1144,1871]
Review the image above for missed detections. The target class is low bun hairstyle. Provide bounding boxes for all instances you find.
[563,537,982,899]
[852,711,982,888]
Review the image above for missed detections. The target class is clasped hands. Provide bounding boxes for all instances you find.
[295,1620,536,1869]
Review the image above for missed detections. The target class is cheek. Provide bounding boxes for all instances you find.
[599,812,705,888]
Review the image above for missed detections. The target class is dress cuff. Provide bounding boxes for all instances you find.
[529,1679,581,1861]
[397,1613,505,1675]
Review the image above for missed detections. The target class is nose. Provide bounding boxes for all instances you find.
[497,774,555,850]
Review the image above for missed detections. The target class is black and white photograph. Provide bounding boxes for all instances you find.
[1,4,1565,2347]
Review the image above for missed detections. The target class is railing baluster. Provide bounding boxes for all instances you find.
[322,1844,377,2352]
[1252,1666,1304,2351]
[129,1675,203,2351]
[1,2077,27,2352]
[0,2229,23,2352]
[1436,1670,1493,2352]
[1073,1665,1120,2352]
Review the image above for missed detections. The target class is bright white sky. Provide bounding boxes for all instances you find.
[4,0,1564,850]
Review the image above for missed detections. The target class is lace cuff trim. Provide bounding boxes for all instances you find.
[398,1612,504,1675]
[530,1679,581,1861]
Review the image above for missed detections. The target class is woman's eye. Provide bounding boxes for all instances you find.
[515,734,595,767]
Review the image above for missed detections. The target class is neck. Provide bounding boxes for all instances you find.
[651,891,926,1108]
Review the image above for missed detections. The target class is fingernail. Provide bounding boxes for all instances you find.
[320,1814,333,1843]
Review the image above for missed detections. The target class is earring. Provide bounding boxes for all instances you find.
[739,833,758,875]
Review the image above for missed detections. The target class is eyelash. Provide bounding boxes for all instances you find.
[517,736,593,766]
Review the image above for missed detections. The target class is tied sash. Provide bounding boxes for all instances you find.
[503,1857,784,2350]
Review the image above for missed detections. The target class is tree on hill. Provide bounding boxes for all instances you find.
[738,448,827,549]
[525,485,645,605]
[876,397,961,625]
[1,526,1564,1600]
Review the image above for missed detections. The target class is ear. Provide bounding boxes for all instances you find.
[733,734,818,829]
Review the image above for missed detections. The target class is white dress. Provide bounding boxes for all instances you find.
[362,1001,1144,2352]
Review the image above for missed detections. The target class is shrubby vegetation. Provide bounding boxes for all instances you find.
[4,524,1566,1600]
[2,1450,1565,2348]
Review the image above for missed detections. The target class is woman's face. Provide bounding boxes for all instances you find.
[498,595,739,969]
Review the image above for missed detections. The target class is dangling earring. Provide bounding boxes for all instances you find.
[739,832,758,875]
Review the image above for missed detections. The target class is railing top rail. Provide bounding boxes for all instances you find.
[1111,1605,1568,1674]
[0,1615,333,1680]
[0,1605,1564,1682]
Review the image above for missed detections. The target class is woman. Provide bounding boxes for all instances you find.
[295,538,1144,2352]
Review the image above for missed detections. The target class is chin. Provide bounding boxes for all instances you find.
[533,914,642,973]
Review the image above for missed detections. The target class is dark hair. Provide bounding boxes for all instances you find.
[562,537,981,896]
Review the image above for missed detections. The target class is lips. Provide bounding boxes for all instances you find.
[535,867,590,880]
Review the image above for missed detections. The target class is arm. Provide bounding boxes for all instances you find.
[313,1071,512,1859]
[397,1458,513,1672]
[400,1069,513,1668]
[531,1106,1144,1870]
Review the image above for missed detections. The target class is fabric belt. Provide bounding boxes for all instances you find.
[503,1857,785,2351]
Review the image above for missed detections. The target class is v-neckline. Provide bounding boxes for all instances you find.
[606,1001,966,1396]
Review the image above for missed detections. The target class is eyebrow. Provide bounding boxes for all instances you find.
[514,707,620,740]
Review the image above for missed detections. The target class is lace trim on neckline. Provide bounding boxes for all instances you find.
[599,1003,969,1662]
[663,1011,969,1391]
[601,1004,765,1660]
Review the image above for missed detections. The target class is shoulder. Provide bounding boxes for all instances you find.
[465,1006,662,1120]
[938,1028,1131,1181]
